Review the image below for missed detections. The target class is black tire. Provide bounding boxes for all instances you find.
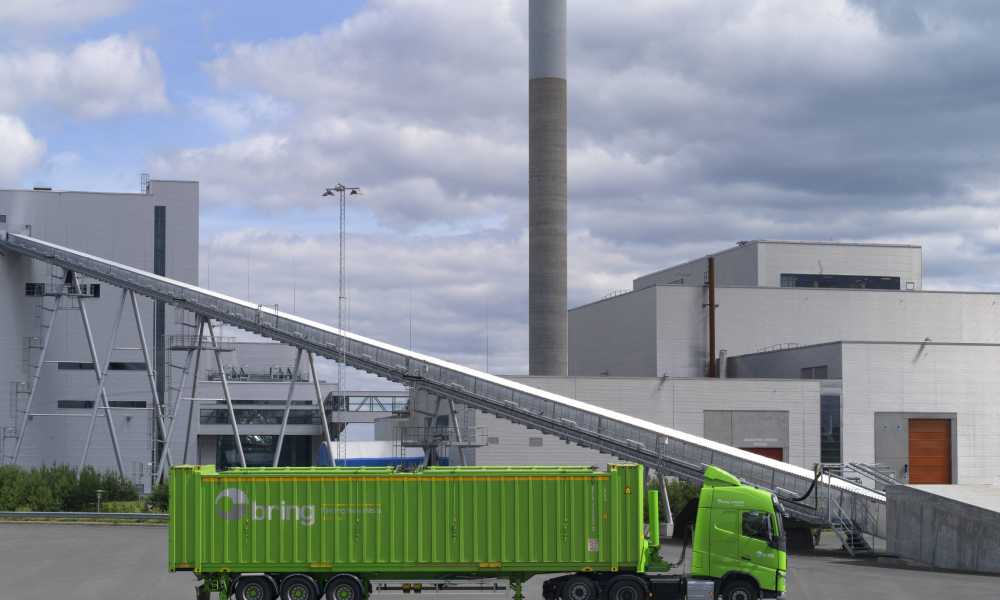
[720,579,758,600]
[606,575,646,600]
[560,575,598,600]
[280,575,318,600]
[325,576,364,600]
[235,577,275,600]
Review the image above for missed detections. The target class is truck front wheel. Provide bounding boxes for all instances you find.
[720,579,758,600]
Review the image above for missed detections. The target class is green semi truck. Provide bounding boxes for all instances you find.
[169,463,786,600]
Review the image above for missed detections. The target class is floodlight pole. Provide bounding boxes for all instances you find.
[323,183,361,460]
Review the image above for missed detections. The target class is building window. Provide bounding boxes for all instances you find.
[820,395,842,464]
[0,214,6,224]
[25,283,45,296]
[487,436,500,446]
[58,400,146,409]
[780,273,901,290]
[801,365,829,379]
[528,437,544,447]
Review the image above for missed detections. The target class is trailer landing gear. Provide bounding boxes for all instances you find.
[510,576,526,600]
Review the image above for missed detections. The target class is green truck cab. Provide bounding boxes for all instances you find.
[688,466,788,599]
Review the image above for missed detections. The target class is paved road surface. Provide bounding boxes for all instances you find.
[0,524,994,599]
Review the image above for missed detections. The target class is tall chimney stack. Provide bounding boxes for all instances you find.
[529,0,568,376]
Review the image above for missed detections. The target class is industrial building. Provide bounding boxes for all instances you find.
[476,239,1000,487]
[0,183,408,488]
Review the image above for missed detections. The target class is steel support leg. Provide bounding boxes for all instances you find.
[182,318,206,464]
[75,275,126,478]
[79,289,128,474]
[11,295,62,465]
[129,291,173,482]
[308,352,335,465]
[448,398,466,466]
[207,320,245,467]
[155,347,192,482]
[273,348,303,467]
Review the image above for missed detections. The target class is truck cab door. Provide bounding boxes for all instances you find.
[739,511,780,589]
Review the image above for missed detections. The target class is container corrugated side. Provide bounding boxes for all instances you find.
[169,464,644,577]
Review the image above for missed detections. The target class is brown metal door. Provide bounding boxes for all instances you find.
[908,419,951,484]
[741,447,784,461]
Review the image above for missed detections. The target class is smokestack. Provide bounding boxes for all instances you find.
[529,0,568,376]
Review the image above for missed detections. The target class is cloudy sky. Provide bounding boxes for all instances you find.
[3,0,1000,377]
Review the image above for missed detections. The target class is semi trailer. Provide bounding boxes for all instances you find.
[169,463,786,600]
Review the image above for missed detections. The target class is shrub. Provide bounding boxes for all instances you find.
[102,500,144,513]
[664,479,701,517]
[148,482,169,512]
[0,464,139,512]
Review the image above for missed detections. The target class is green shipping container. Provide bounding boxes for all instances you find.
[169,464,650,578]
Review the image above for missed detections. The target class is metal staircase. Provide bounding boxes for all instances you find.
[0,232,886,539]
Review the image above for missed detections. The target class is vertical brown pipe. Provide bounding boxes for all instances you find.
[707,257,717,377]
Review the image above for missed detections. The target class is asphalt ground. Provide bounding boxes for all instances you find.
[0,523,995,600]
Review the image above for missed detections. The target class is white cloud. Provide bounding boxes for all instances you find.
[0,35,168,119]
[151,0,1000,371]
[0,114,44,183]
[0,0,132,28]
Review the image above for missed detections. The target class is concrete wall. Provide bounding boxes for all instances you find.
[842,342,1000,485]
[473,376,820,469]
[887,485,1000,574]
[0,183,198,483]
[756,241,921,289]
[568,286,657,377]
[727,343,843,379]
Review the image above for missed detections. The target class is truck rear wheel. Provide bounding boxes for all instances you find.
[720,579,758,600]
[280,575,318,600]
[560,576,598,600]
[235,577,275,600]
[606,575,646,600]
[325,575,364,600]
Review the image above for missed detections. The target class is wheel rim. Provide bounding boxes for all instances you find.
[568,583,591,600]
[614,586,639,600]
[243,583,265,600]
[731,589,751,600]
[334,584,355,600]
[288,583,310,600]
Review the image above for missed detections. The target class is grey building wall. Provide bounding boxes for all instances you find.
[568,286,657,376]
[841,342,1000,485]
[756,241,921,289]
[0,182,198,483]
[703,410,789,458]
[727,343,843,379]
[473,376,820,469]
[633,243,758,290]
[632,241,922,292]
[571,285,1000,379]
